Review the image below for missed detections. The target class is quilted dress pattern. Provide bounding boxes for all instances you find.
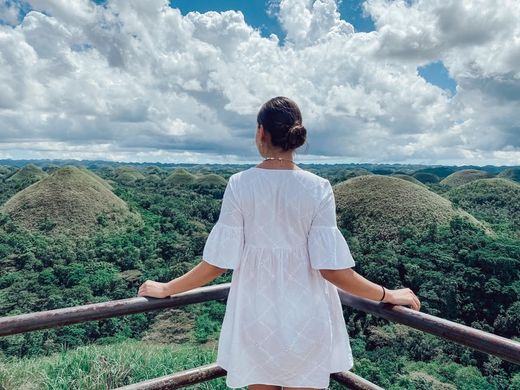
[202,167,356,388]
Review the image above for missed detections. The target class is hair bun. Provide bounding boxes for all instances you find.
[285,123,307,150]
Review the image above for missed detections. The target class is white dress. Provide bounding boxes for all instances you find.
[202,167,356,389]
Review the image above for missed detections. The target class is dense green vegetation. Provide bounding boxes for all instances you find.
[0,162,519,389]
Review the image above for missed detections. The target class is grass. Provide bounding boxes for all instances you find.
[0,337,360,390]
[0,339,229,390]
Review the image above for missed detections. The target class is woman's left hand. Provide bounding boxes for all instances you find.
[137,280,170,298]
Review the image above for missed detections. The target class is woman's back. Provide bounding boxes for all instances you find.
[202,166,356,389]
[237,167,327,249]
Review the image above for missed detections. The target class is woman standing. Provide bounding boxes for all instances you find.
[138,96,421,390]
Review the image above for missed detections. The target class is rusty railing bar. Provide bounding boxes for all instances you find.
[0,283,231,337]
[113,362,226,390]
[1,283,519,365]
[338,290,520,365]
[113,362,383,390]
[331,371,385,390]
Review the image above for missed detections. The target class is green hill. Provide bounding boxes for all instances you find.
[412,172,440,184]
[413,166,457,178]
[389,174,426,187]
[334,175,493,244]
[5,164,48,184]
[440,169,493,187]
[144,165,163,175]
[43,164,61,174]
[194,173,227,187]
[338,168,373,181]
[78,166,113,189]
[497,167,520,183]
[165,168,197,186]
[114,167,145,185]
[446,178,520,234]
[145,174,162,184]
[1,166,141,236]
[0,166,14,178]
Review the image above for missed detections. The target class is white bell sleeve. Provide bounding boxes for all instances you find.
[202,175,244,270]
[307,180,356,270]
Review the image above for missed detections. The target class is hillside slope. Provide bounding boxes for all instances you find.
[334,175,493,244]
[1,166,141,236]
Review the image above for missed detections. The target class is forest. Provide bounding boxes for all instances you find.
[0,161,519,389]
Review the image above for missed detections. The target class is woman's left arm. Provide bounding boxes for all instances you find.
[137,260,227,298]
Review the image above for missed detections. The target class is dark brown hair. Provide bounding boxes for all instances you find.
[257,96,307,151]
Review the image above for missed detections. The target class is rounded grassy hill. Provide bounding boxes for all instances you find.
[114,167,145,185]
[333,175,492,244]
[497,167,520,183]
[440,169,493,187]
[1,166,141,236]
[0,166,14,178]
[165,168,197,186]
[6,164,48,184]
[411,172,440,184]
[389,174,426,187]
[446,178,520,233]
[194,173,227,187]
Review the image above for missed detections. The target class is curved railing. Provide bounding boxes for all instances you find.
[1,283,519,389]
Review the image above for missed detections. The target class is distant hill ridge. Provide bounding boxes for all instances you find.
[1,166,141,236]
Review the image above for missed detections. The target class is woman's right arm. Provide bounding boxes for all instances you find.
[319,268,421,311]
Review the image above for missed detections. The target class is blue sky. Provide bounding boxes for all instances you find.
[172,0,376,37]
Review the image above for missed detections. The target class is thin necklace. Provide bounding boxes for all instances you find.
[263,156,295,164]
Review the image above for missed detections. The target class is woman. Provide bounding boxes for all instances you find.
[138,96,421,390]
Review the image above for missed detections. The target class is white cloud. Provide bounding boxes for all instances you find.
[0,0,518,165]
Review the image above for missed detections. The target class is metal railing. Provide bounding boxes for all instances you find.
[1,282,519,389]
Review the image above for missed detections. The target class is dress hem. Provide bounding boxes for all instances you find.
[217,359,355,389]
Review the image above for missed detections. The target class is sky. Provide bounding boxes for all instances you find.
[0,0,519,166]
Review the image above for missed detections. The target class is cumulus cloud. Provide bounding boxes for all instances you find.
[0,0,518,165]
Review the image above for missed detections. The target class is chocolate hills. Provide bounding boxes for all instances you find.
[114,167,145,185]
[333,175,493,244]
[164,169,227,190]
[165,168,197,186]
[446,178,520,234]
[497,167,520,183]
[1,166,141,236]
[440,169,493,187]
[5,164,48,184]
[194,173,227,187]
[389,174,426,187]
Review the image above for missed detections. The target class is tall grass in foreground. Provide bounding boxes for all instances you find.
[0,339,228,389]
[0,338,356,389]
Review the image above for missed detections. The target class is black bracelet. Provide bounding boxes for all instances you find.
[379,285,385,301]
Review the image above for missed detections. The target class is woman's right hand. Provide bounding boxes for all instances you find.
[383,287,421,311]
